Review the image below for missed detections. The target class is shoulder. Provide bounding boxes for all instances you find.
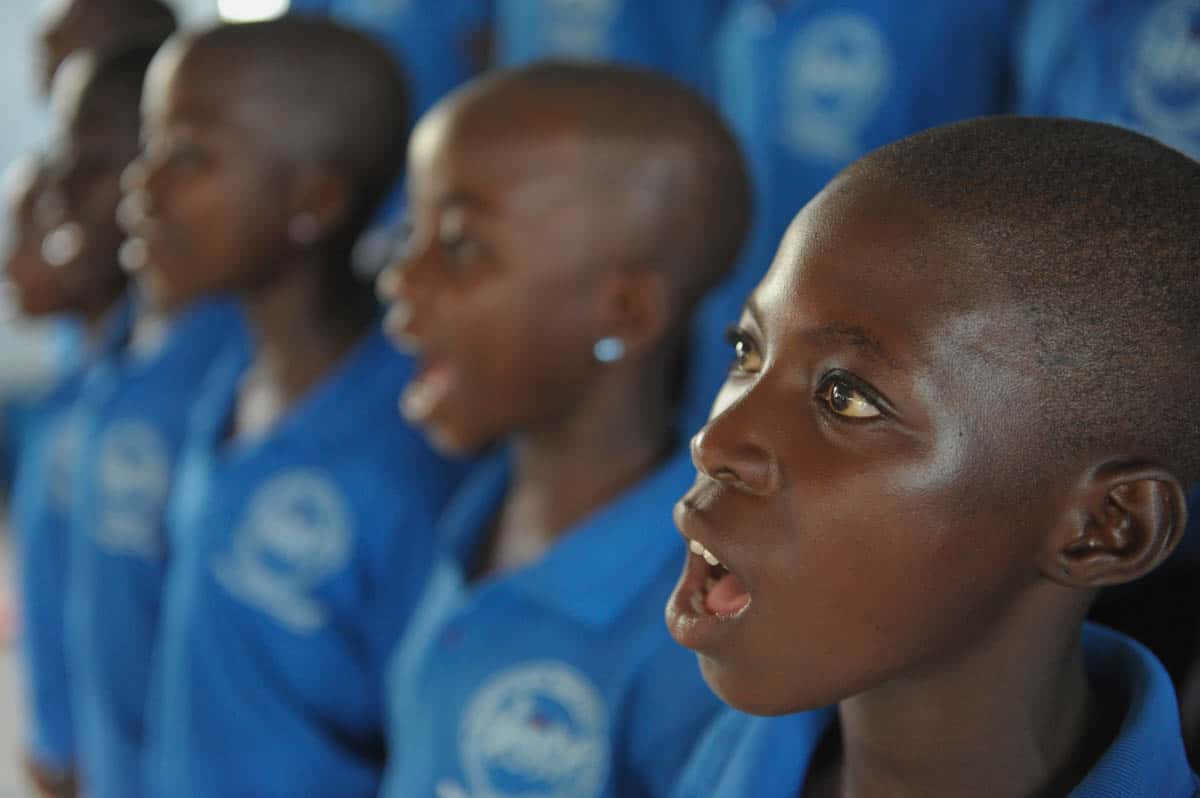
[1077,624,1199,797]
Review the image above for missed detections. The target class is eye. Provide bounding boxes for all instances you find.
[724,326,763,374]
[816,374,882,420]
[441,233,482,266]
[437,210,484,268]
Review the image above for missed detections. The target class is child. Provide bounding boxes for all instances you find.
[0,159,77,410]
[3,154,86,798]
[667,117,1199,796]
[126,19,465,796]
[375,62,750,797]
[3,42,152,796]
[54,42,244,798]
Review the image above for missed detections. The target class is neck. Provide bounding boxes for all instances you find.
[503,363,676,548]
[811,591,1118,798]
[241,252,375,405]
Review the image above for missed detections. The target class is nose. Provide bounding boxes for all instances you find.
[690,393,780,496]
[377,230,436,352]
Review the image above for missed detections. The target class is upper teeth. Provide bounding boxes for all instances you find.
[689,539,721,567]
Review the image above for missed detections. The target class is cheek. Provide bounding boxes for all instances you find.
[726,441,1034,713]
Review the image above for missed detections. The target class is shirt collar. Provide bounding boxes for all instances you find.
[438,447,697,628]
[693,625,1196,797]
[1070,623,1198,797]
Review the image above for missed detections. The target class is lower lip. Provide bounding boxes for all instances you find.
[399,359,454,425]
[666,530,752,652]
[667,554,751,652]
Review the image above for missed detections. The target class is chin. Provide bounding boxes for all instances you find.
[699,654,840,718]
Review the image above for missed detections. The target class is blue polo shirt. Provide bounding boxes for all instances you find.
[8,360,87,774]
[682,0,1018,432]
[672,624,1199,798]
[1017,0,1200,160]
[381,448,721,798]
[496,0,728,95]
[286,0,492,123]
[64,297,243,798]
[144,326,465,798]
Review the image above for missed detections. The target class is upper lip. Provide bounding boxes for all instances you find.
[675,479,744,577]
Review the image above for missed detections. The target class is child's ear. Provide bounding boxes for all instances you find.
[594,268,670,359]
[288,165,351,245]
[1040,461,1188,588]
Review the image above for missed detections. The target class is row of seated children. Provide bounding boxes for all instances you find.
[1,9,1198,798]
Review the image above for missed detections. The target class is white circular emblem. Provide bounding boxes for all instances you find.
[459,662,610,798]
[211,469,352,633]
[94,418,171,558]
[781,11,892,162]
[1128,0,1200,143]
[543,0,620,58]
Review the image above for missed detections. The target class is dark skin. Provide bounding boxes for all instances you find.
[125,39,374,437]
[2,159,65,317]
[666,172,1185,797]
[38,0,172,96]
[3,54,131,332]
[378,91,679,576]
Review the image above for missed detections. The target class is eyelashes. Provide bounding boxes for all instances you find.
[724,324,887,421]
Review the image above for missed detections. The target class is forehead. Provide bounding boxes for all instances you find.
[144,41,254,131]
[410,103,587,212]
[753,175,1027,369]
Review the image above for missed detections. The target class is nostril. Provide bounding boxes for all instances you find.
[691,432,779,496]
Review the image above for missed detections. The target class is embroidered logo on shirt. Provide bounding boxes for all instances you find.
[94,418,171,559]
[454,661,610,798]
[211,469,353,633]
[781,11,892,162]
[1128,0,1200,147]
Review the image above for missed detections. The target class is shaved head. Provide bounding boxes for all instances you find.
[848,117,1200,484]
[164,17,409,245]
[423,61,750,326]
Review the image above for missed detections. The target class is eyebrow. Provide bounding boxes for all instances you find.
[743,299,897,368]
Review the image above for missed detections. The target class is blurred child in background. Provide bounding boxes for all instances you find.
[126,19,465,796]
[56,39,248,798]
[3,153,84,798]
[376,62,748,798]
[3,41,152,794]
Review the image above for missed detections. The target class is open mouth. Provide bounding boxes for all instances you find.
[686,538,751,618]
[399,358,455,425]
